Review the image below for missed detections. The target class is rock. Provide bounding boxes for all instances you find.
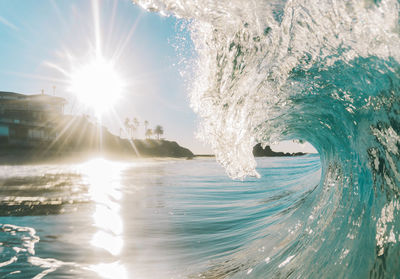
[253,143,306,157]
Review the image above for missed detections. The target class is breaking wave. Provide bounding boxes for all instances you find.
[134,0,400,277]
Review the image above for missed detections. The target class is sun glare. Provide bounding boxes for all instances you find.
[69,57,124,116]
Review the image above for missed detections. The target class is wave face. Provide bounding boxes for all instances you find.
[134,0,400,277]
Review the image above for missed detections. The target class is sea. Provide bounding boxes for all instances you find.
[0,156,322,278]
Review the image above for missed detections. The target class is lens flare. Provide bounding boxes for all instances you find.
[69,56,124,117]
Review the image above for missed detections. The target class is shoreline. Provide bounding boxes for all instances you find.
[0,143,312,166]
[0,147,194,166]
[0,152,313,166]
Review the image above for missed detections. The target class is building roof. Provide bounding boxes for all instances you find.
[0,91,26,100]
[26,94,67,105]
[0,91,67,105]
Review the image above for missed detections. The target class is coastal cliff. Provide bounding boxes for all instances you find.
[253,143,306,157]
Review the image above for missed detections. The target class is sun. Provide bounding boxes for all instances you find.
[69,56,124,116]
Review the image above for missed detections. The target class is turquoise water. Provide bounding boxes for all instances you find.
[131,0,400,277]
[0,156,320,278]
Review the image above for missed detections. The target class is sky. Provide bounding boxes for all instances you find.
[0,0,316,154]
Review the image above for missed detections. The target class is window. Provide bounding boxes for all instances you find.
[0,125,9,136]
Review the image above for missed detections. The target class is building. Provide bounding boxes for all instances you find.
[0,91,67,146]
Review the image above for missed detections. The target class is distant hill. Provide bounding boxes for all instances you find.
[0,115,194,163]
[253,143,306,157]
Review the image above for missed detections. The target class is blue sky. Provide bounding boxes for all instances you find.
[0,0,316,154]
[0,0,212,153]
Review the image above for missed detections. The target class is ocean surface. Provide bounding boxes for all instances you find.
[0,156,321,278]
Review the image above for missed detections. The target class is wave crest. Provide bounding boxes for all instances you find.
[133,0,400,277]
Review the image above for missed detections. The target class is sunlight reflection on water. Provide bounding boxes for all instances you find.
[78,158,128,277]
[88,261,128,279]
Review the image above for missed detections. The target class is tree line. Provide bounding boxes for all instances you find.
[121,117,164,140]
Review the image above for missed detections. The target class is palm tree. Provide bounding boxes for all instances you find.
[124,117,131,138]
[154,125,164,140]
[132,118,140,139]
[145,128,153,139]
[144,120,149,138]
[129,122,136,139]
[133,118,140,130]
